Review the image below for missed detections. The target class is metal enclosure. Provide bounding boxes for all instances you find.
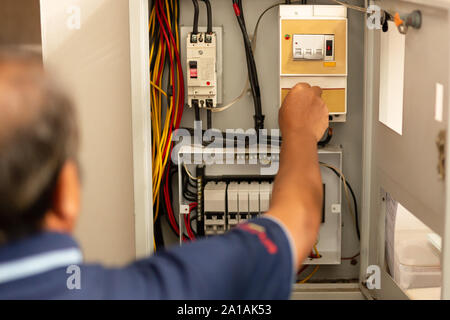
[128,0,450,299]
[173,0,364,282]
[361,0,450,300]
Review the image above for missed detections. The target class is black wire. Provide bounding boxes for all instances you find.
[207,110,212,129]
[318,127,333,147]
[321,164,361,240]
[181,126,324,148]
[186,173,197,189]
[154,192,165,249]
[182,166,198,201]
[200,0,213,34]
[194,104,201,122]
[188,208,198,236]
[229,1,308,131]
[232,0,265,131]
[192,0,200,35]
[345,181,360,240]
[238,0,248,29]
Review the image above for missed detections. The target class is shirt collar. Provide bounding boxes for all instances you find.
[0,232,80,264]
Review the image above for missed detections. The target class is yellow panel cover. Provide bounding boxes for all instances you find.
[281,19,347,75]
[281,88,346,114]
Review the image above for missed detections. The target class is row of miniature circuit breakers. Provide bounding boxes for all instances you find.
[203,181,273,236]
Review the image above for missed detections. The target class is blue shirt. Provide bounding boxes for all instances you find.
[0,217,295,300]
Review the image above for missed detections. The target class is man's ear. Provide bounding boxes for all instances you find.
[44,161,81,233]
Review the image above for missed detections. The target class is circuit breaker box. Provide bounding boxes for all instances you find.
[119,0,450,300]
[279,5,347,122]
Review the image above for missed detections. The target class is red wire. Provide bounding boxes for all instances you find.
[155,2,177,162]
[156,0,185,129]
[185,203,198,240]
[155,0,184,240]
[163,165,187,241]
[154,1,187,242]
[233,3,241,16]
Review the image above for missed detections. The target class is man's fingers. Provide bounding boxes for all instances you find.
[293,83,311,91]
[292,83,322,97]
[311,86,322,97]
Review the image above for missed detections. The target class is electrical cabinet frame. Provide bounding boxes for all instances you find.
[360,0,450,300]
[127,0,450,299]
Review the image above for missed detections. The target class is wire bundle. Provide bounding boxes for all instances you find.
[150,0,186,247]
[232,0,265,131]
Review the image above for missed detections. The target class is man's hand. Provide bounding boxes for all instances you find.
[279,83,329,142]
[265,83,328,270]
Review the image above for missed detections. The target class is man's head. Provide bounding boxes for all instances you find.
[0,48,80,245]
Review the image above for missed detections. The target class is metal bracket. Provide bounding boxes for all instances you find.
[382,10,422,35]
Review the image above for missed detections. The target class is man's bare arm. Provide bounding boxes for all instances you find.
[265,83,329,270]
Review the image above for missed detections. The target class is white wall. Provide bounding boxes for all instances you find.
[40,0,136,266]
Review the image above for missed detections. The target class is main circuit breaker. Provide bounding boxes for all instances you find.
[186,32,217,109]
[292,34,335,61]
[280,5,348,122]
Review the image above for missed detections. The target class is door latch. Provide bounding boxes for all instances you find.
[436,130,446,180]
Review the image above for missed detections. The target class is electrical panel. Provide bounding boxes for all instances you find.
[186,32,218,109]
[178,146,343,265]
[279,5,348,122]
[148,1,362,286]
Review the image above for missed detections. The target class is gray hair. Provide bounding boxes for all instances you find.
[0,47,79,243]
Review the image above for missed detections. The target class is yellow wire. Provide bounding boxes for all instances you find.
[151,81,168,97]
[183,162,199,181]
[150,1,184,239]
[299,266,320,284]
[151,46,166,193]
[297,245,321,283]
[150,4,166,223]
[313,245,320,258]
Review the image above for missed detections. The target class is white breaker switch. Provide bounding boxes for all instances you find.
[249,182,260,219]
[238,182,250,223]
[187,32,217,109]
[204,181,227,235]
[293,34,335,61]
[259,182,272,214]
[227,182,239,230]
